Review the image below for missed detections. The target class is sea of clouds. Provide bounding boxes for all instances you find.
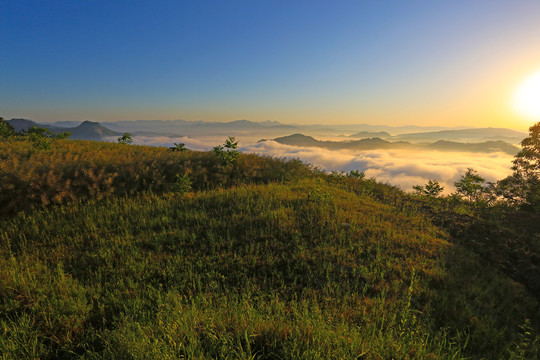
[121,135,514,193]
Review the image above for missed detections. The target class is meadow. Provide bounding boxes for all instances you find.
[0,137,539,359]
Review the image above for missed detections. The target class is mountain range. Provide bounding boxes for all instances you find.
[265,133,520,155]
[5,118,528,147]
[7,119,121,140]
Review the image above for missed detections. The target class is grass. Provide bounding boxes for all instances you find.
[1,139,539,359]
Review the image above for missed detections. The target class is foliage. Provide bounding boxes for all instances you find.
[454,168,486,202]
[170,173,192,193]
[0,117,16,138]
[413,179,444,198]
[347,169,366,180]
[168,142,188,152]
[18,126,71,151]
[213,136,240,166]
[497,122,540,211]
[117,132,133,145]
[0,140,313,214]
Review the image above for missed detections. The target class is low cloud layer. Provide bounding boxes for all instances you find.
[242,141,514,193]
[119,135,514,193]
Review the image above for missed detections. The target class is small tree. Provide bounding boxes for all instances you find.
[347,170,366,180]
[171,173,192,194]
[118,133,133,145]
[213,136,240,166]
[169,142,188,152]
[413,179,444,198]
[454,168,486,202]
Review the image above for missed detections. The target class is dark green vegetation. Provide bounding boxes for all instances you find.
[1,122,539,359]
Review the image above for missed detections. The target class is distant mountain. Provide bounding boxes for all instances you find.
[265,133,519,155]
[7,118,120,140]
[68,121,121,140]
[269,134,409,150]
[8,118,52,132]
[426,140,519,154]
[98,119,298,137]
[393,127,527,144]
[348,131,392,139]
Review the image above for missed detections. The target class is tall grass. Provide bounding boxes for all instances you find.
[0,139,312,214]
[1,140,538,358]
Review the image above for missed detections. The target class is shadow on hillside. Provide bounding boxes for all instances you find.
[426,207,540,357]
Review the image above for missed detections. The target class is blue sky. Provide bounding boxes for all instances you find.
[1,0,540,127]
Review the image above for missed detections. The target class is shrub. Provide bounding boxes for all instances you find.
[213,136,240,166]
[454,168,486,202]
[0,117,16,138]
[168,142,188,152]
[171,173,192,194]
[413,179,444,198]
[118,133,133,145]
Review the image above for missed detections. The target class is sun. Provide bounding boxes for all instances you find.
[513,69,540,119]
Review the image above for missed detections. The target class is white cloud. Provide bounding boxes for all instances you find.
[241,141,514,193]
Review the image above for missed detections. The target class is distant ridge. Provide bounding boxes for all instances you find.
[99,119,297,136]
[393,127,527,144]
[265,133,520,155]
[7,118,120,140]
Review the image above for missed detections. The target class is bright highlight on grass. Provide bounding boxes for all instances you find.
[514,69,540,120]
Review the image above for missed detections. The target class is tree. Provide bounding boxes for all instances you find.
[22,126,70,150]
[0,117,16,138]
[118,133,133,145]
[169,142,188,152]
[497,122,540,210]
[413,179,444,198]
[454,168,486,202]
[213,136,240,166]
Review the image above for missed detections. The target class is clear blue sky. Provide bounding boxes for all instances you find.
[2,0,540,127]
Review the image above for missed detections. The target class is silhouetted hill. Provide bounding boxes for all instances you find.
[68,120,121,140]
[98,119,297,136]
[7,118,48,132]
[426,140,519,154]
[266,133,519,154]
[348,131,392,139]
[7,118,120,140]
[394,127,527,143]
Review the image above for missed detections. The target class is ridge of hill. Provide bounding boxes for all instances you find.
[267,133,520,155]
[6,118,121,140]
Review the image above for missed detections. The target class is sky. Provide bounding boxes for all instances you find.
[2,0,540,129]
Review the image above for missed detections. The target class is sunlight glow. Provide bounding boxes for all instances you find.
[513,69,540,119]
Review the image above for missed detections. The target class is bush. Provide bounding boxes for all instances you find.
[413,179,444,198]
[118,133,133,145]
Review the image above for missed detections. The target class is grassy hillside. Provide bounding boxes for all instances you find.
[0,138,311,215]
[1,139,539,359]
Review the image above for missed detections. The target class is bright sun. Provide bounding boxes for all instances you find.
[513,69,540,119]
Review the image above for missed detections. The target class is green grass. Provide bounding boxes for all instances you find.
[1,141,539,359]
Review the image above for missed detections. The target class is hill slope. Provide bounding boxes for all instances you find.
[0,139,538,359]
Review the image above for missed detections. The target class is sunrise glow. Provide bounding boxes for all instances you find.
[513,69,540,120]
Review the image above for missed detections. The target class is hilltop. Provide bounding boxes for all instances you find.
[0,135,538,359]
